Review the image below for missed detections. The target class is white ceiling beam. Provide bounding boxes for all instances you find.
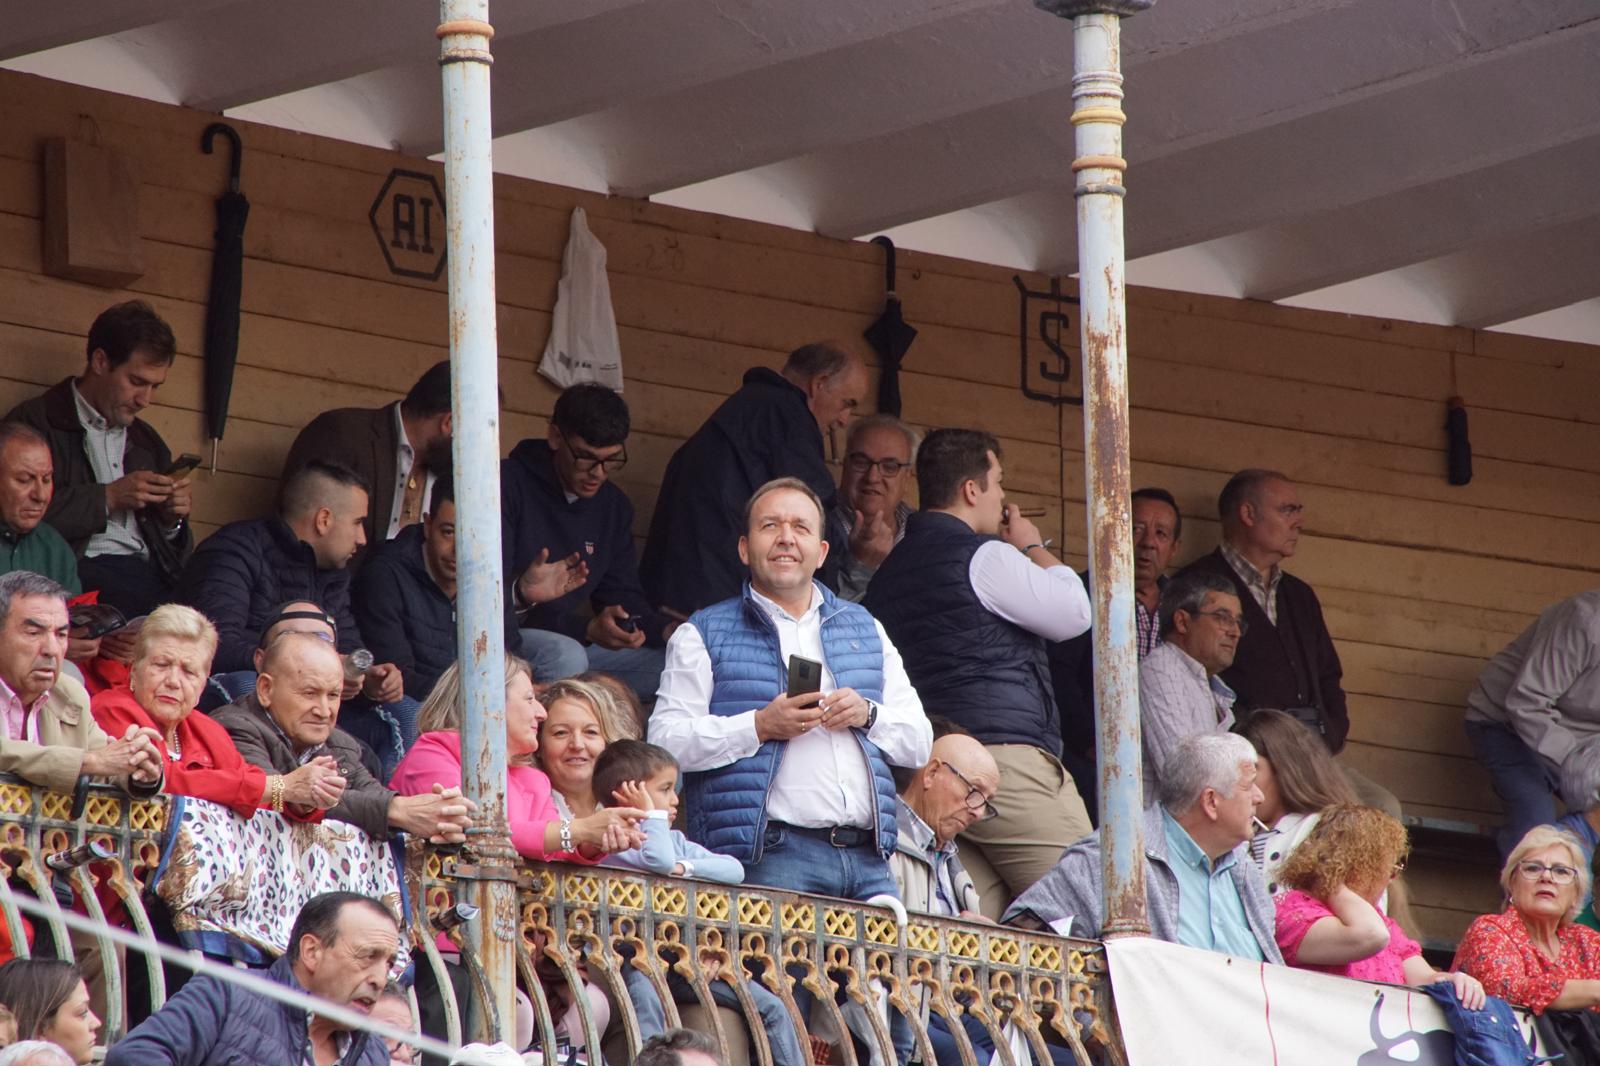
[1433,215,1600,329]
[1218,133,1600,302]
[1027,17,1600,273]
[0,0,236,60]
[779,0,1598,242]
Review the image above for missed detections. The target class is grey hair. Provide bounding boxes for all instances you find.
[0,571,69,623]
[635,1029,725,1066]
[1560,735,1600,811]
[0,1042,76,1066]
[845,414,921,462]
[1156,570,1239,638]
[782,341,855,384]
[1501,826,1590,924]
[1159,732,1258,814]
[0,421,48,454]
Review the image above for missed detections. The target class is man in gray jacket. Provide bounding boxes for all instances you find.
[1004,732,1282,964]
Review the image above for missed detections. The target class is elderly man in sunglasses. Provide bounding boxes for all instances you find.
[832,415,919,603]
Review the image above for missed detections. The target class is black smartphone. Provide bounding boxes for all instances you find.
[164,453,202,478]
[68,603,128,640]
[786,654,823,707]
[617,614,642,634]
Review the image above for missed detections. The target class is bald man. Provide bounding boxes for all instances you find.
[891,728,1000,922]
[213,632,473,841]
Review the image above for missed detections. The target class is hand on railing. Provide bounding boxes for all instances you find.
[390,784,477,843]
[571,806,647,858]
[82,725,164,784]
[282,755,347,811]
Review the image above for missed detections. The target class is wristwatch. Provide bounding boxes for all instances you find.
[864,699,879,730]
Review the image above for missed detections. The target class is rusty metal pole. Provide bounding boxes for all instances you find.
[437,0,518,1040]
[1036,0,1154,939]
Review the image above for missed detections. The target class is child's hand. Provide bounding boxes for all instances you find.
[613,780,655,812]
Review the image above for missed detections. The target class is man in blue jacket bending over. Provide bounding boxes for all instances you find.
[108,891,399,1065]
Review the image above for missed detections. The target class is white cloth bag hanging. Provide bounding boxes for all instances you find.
[539,206,625,391]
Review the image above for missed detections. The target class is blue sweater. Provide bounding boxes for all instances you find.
[600,811,747,883]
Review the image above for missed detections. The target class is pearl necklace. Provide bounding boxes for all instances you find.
[166,730,182,762]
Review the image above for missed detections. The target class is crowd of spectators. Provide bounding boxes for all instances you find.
[0,296,1596,1063]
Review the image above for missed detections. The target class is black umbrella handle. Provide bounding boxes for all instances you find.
[871,235,898,295]
[202,122,243,194]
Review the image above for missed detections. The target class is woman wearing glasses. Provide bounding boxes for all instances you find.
[1273,805,1484,1005]
[1454,826,1600,1012]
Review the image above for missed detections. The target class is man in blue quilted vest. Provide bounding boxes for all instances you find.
[649,476,932,898]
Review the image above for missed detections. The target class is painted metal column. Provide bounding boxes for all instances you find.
[437,0,518,1040]
[1036,0,1154,939]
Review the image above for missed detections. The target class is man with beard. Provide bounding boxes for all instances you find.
[281,361,454,572]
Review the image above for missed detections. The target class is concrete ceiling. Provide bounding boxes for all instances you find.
[4,0,1598,346]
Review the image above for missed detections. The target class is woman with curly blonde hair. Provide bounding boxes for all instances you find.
[1275,805,1485,1005]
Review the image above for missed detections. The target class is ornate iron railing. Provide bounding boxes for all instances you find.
[409,845,1123,1066]
[0,776,1121,1065]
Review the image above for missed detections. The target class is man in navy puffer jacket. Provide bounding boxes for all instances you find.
[106,891,398,1065]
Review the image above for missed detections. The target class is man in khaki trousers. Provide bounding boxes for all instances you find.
[863,428,1093,919]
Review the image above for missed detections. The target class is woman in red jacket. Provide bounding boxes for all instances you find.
[91,604,345,816]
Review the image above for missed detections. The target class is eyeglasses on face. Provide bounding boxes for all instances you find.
[560,436,628,474]
[939,761,998,822]
[1515,860,1578,885]
[844,452,908,477]
[1191,609,1248,635]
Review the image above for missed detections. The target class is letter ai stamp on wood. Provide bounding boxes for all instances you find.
[370,168,447,281]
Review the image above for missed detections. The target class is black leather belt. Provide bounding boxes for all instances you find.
[769,821,873,848]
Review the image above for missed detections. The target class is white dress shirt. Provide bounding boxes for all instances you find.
[385,402,436,540]
[649,582,932,830]
[71,381,147,560]
[967,540,1091,642]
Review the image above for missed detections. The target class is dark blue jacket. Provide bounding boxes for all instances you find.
[683,583,899,862]
[181,517,361,673]
[639,368,841,615]
[863,511,1061,756]
[105,954,388,1066]
[500,439,665,645]
[353,523,525,701]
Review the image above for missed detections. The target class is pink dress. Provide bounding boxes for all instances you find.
[1275,889,1420,983]
[389,730,592,863]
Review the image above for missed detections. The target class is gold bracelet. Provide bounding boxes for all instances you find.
[270,775,286,814]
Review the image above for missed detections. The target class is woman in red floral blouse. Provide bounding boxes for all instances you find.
[1453,825,1600,1013]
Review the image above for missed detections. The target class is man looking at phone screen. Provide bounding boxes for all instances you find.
[4,301,193,617]
[649,476,932,897]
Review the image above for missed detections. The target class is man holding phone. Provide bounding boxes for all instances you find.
[649,476,932,898]
[5,301,194,617]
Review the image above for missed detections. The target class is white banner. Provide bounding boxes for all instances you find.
[1105,937,1532,1065]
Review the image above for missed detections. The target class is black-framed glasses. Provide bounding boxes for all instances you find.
[560,437,628,474]
[940,761,998,822]
[844,452,908,477]
[1192,609,1249,635]
[1515,860,1578,885]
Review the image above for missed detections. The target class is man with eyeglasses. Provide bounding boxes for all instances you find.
[281,361,454,572]
[1180,469,1401,821]
[1139,571,1243,797]
[833,415,918,602]
[501,384,671,699]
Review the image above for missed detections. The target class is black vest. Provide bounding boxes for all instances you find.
[863,511,1061,755]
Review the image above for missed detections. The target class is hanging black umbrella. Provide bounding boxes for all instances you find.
[200,122,249,473]
[862,235,918,417]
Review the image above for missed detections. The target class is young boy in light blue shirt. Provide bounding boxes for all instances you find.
[594,741,805,1066]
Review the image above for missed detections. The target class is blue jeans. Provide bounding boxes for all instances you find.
[1465,719,1558,858]
[623,965,805,1066]
[583,644,667,703]
[517,629,590,682]
[745,824,912,1064]
[928,1011,1077,1066]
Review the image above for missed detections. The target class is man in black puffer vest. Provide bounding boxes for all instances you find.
[864,429,1093,919]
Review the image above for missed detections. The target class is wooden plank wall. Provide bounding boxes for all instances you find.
[3,69,1598,939]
